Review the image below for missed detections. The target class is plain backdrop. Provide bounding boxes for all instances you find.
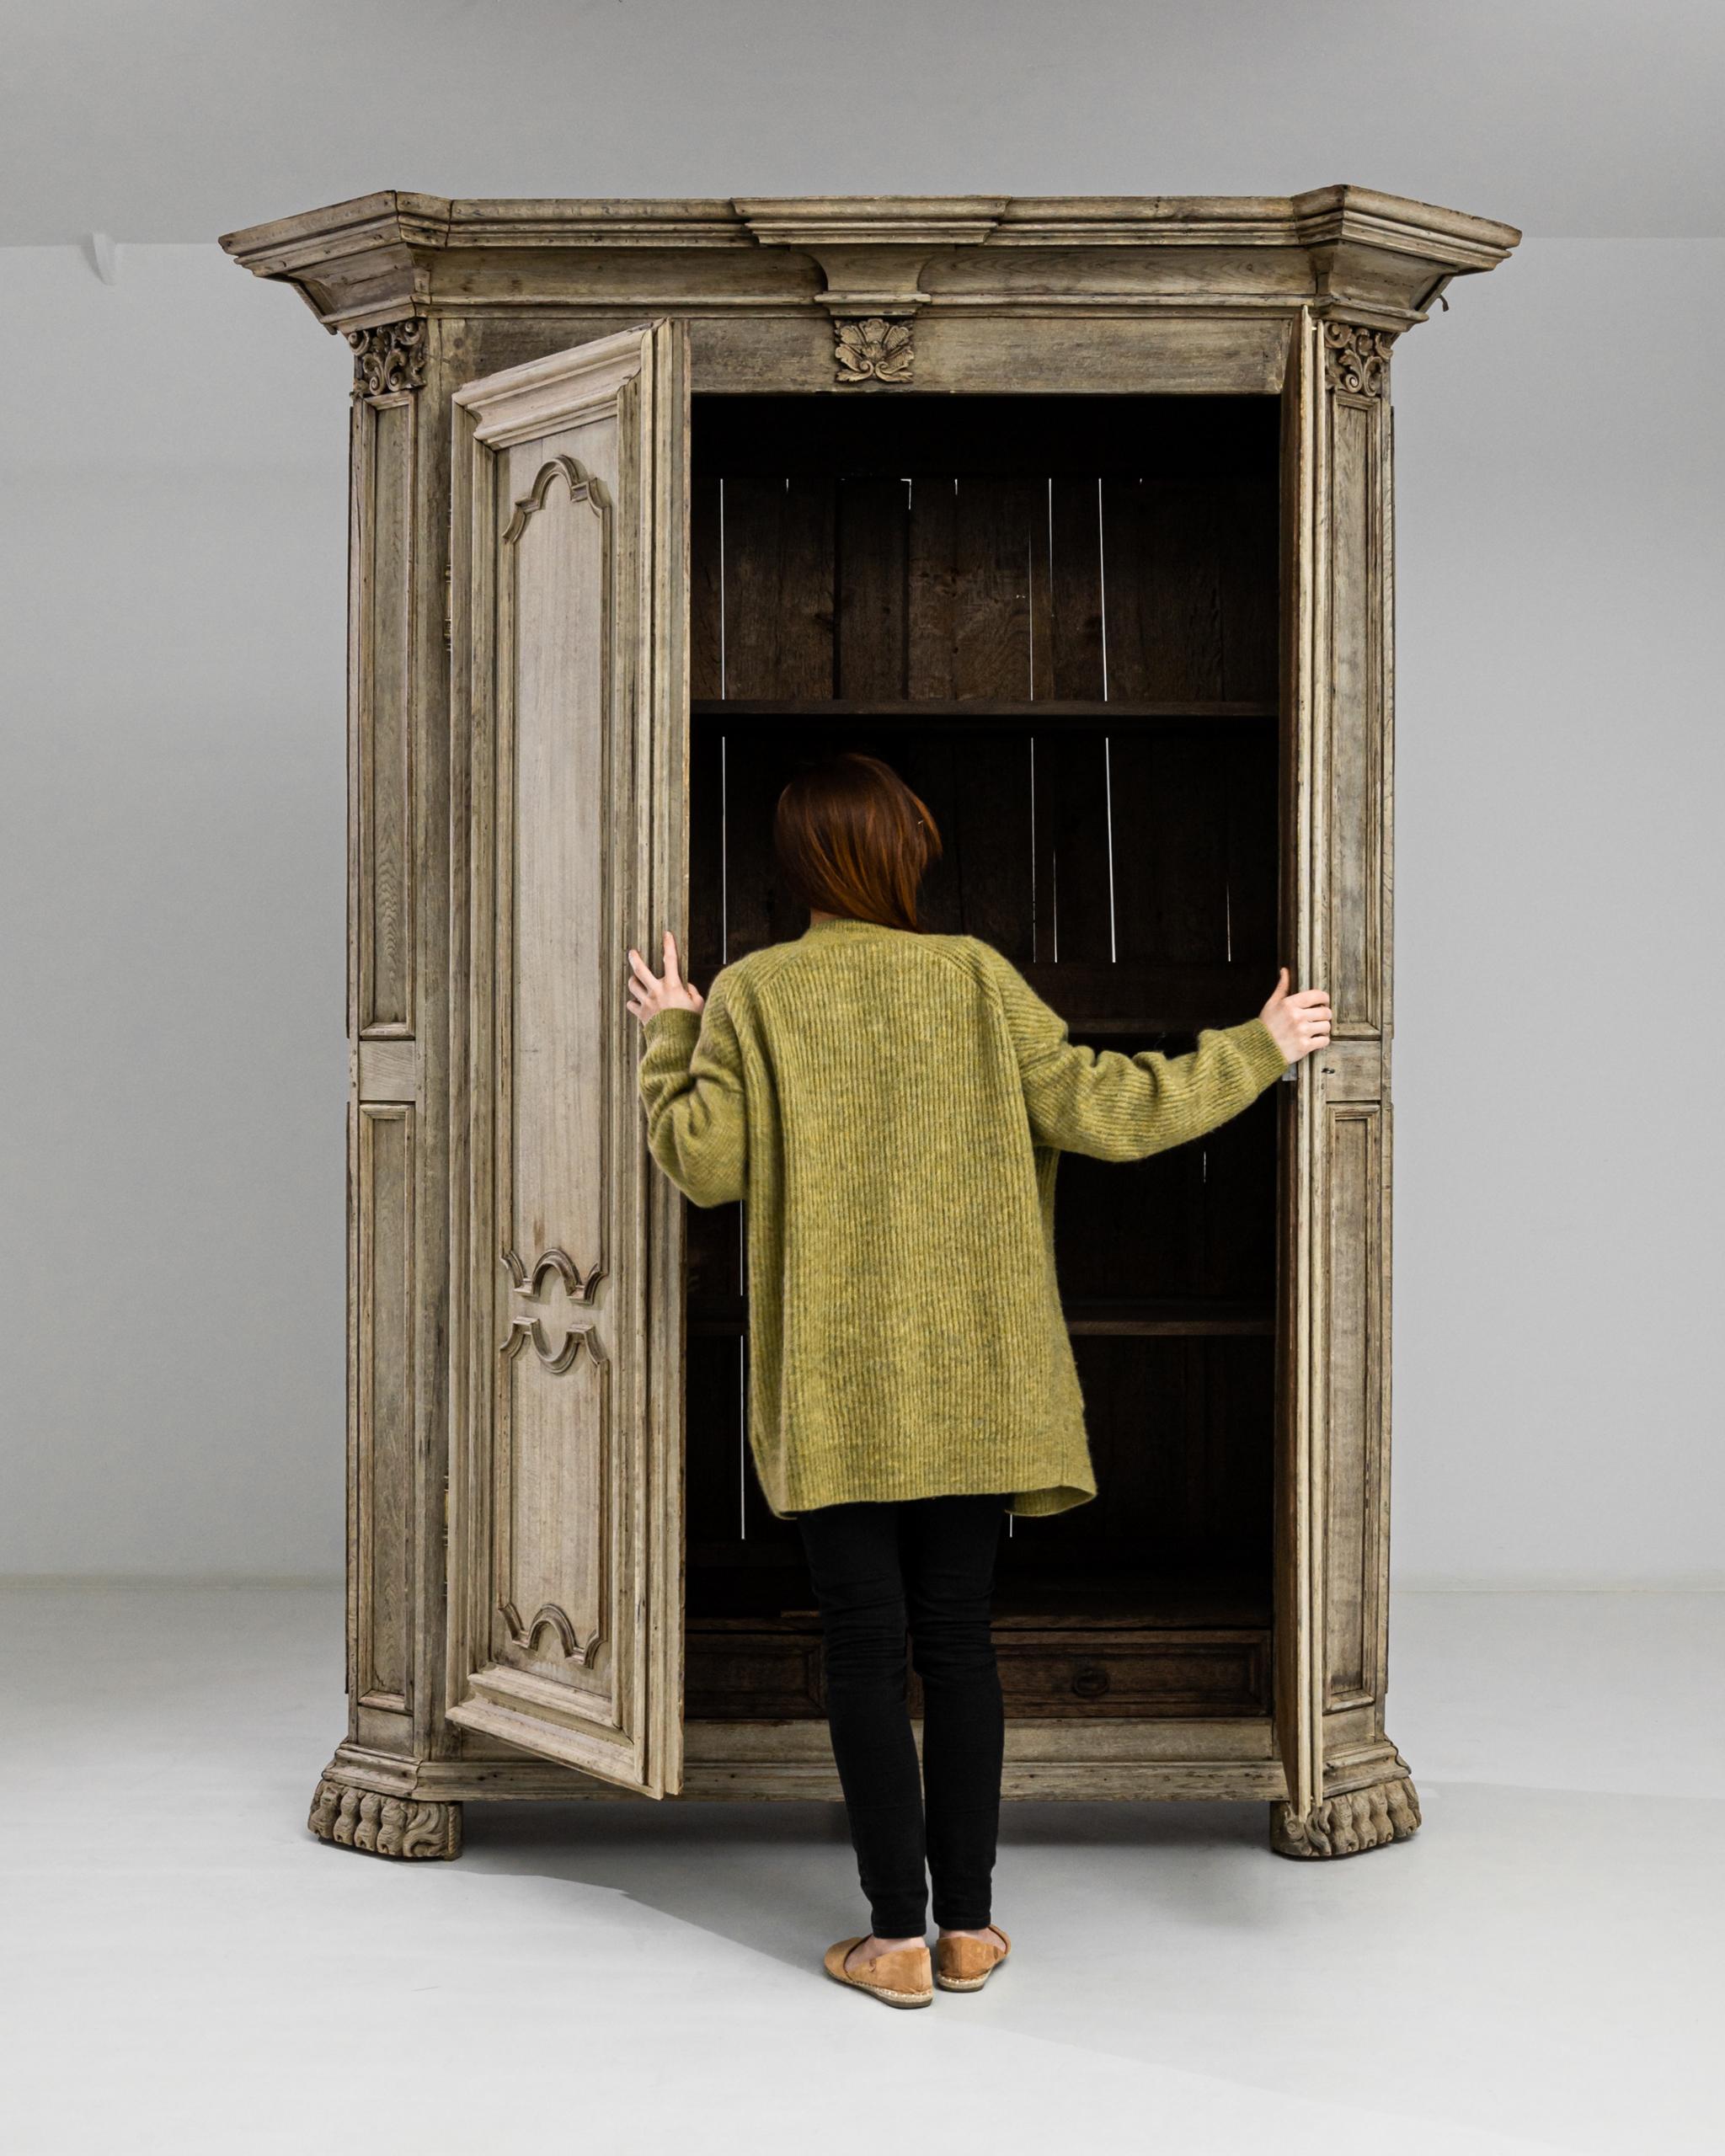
[1,3,1721,1586]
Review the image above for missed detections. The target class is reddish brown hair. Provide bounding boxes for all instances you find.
[772,753,943,932]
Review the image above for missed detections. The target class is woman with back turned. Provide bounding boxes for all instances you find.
[627,752,1330,2009]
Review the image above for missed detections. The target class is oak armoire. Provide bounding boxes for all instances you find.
[221,186,1519,1862]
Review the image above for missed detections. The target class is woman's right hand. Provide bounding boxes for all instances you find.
[1258,968,1332,1064]
[626,930,705,1027]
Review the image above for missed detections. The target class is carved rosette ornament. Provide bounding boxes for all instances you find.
[308,1776,462,1859]
[1270,1775,1421,1858]
[834,315,914,386]
[1322,318,1397,398]
[347,317,428,400]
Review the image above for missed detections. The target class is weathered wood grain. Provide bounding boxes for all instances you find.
[217,191,1519,1848]
[446,322,690,1799]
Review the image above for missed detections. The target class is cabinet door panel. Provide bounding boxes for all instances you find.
[448,323,689,1796]
[355,1100,414,1710]
[1325,396,1386,1034]
[1321,1098,1385,1707]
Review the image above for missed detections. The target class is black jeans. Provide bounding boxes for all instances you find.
[795,1492,1007,1939]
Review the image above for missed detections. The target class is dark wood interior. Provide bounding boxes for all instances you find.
[681,394,1283,1723]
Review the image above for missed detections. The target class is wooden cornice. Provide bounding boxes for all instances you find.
[220,186,1521,337]
[219,190,453,329]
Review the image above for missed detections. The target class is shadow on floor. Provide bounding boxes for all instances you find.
[461,1796,1268,1972]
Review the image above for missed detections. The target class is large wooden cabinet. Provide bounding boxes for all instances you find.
[222,187,1518,1860]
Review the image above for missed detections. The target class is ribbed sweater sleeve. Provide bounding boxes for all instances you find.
[977,942,1290,1161]
[637,985,747,1207]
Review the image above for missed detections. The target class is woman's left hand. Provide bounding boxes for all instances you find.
[627,931,705,1027]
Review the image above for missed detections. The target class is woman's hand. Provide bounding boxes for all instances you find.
[627,931,705,1027]
[1258,967,1332,1064]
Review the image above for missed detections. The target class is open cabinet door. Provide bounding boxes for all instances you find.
[1274,307,1323,1832]
[446,323,689,1796]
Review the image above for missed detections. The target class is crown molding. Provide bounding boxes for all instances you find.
[735,196,1010,314]
[219,187,1523,337]
[733,196,1011,250]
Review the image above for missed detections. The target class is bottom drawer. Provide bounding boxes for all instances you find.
[989,1630,1271,1717]
[686,1623,824,1720]
[686,1620,1270,1721]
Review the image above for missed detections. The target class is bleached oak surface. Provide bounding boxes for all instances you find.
[219,188,1521,1845]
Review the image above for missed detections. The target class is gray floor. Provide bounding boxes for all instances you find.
[4,1587,1719,2155]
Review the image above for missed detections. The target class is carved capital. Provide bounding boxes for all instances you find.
[1270,1774,1421,1858]
[1322,318,1397,398]
[348,317,428,401]
[834,315,914,387]
[308,1776,462,1859]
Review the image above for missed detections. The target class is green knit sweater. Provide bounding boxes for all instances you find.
[638,918,1289,1518]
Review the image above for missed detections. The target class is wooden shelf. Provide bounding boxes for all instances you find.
[689,1295,1273,1340]
[678,958,1272,1036]
[1065,1299,1274,1338]
[686,1566,1273,1630]
[692,697,1276,728]
[1020,961,1271,1034]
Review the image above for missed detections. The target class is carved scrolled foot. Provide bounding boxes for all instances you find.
[1269,1774,1421,1860]
[307,1776,462,1860]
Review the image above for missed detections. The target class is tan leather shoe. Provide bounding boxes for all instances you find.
[823,1935,933,2009]
[936,1924,1012,1992]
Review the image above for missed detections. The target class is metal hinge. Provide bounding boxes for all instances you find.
[442,564,452,649]
[442,1481,450,1548]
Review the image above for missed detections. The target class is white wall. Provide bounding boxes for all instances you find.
[1390,239,1725,1585]
[0,246,350,1577]
[6,0,1719,243]
[0,236,1719,1582]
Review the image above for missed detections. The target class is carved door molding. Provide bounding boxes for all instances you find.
[446,322,690,1796]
